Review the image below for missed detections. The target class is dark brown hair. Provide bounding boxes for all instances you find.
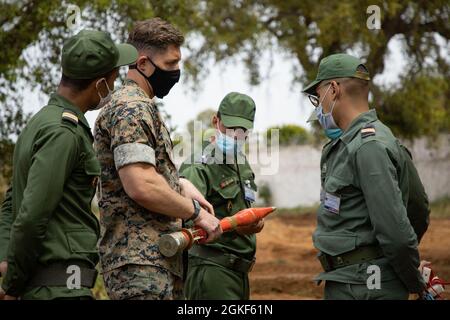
[127,18,184,52]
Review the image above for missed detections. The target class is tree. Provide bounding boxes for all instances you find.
[1,0,449,184]
[266,124,313,146]
[186,108,217,137]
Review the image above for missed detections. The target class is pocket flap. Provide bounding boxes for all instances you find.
[214,180,241,199]
[324,175,347,194]
[66,230,98,253]
[314,234,357,256]
[84,157,101,176]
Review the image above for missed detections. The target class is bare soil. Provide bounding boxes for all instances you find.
[250,214,450,300]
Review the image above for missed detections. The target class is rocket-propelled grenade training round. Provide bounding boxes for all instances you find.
[158,207,276,257]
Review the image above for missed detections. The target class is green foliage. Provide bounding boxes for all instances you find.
[376,72,449,139]
[257,183,273,206]
[186,109,217,137]
[266,124,312,146]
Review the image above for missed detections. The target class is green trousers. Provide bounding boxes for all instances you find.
[184,257,249,300]
[324,279,409,300]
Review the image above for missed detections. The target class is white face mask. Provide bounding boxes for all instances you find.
[93,78,112,110]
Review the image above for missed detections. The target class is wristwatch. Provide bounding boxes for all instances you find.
[186,199,201,222]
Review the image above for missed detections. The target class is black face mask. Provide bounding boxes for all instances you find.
[130,56,180,98]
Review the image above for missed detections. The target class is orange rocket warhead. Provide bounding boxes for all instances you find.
[158,207,276,257]
[220,207,276,232]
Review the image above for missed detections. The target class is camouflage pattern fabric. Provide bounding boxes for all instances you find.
[103,264,184,300]
[94,79,183,298]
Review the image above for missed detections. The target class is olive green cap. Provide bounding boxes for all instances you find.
[218,92,256,130]
[62,29,138,79]
[302,53,370,96]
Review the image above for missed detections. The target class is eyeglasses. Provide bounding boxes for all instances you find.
[307,94,320,108]
[307,81,339,107]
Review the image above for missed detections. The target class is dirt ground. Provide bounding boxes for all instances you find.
[249,214,450,300]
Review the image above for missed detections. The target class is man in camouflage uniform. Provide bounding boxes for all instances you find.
[180,92,264,300]
[94,18,221,300]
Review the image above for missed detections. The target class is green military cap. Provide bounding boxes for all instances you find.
[62,29,138,79]
[304,53,370,122]
[218,92,256,130]
[302,53,370,96]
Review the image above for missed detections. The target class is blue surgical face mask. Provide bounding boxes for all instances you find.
[215,125,244,154]
[316,84,342,139]
[324,128,343,140]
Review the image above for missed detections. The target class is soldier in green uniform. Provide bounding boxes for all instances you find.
[0,30,137,300]
[180,92,264,300]
[303,53,427,299]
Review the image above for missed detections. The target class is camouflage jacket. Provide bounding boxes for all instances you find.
[94,79,182,277]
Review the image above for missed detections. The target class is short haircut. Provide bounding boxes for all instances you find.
[341,66,370,99]
[60,69,116,92]
[127,18,184,52]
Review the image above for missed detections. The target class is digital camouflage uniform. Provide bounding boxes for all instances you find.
[180,92,258,300]
[0,30,137,300]
[94,79,183,300]
[303,54,427,300]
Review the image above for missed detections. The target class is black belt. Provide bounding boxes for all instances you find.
[189,245,255,273]
[318,246,384,272]
[28,262,98,289]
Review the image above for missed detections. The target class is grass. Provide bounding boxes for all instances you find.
[273,204,319,217]
[430,196,450,218]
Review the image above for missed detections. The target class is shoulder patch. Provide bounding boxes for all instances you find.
[361,123,376,138]
[62,109,78,125]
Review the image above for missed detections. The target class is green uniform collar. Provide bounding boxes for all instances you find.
[48,93,91,129]
[340,109,378,145]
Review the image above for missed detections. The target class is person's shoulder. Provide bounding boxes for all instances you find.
[34,105,80,135]
[57,108,83,135]
[348,119,396,151]
[114,81,153,107]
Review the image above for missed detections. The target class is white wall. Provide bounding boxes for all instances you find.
[253,134,450,208]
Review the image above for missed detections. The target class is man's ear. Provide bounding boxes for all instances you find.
[331,80,340,99]
[211,114,219,127]
[136,55,149,71]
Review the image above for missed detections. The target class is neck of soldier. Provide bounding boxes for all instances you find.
[336,100,370,131]
[127,70,155,98]
[57,86,92,114]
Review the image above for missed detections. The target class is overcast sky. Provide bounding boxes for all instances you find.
[22,36,408,133]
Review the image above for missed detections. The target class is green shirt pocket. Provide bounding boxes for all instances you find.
[215,181,240,199]
[66,230,98,254]
[314,234,357,256]
[324,175,347,194]
[84,156,101,176]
